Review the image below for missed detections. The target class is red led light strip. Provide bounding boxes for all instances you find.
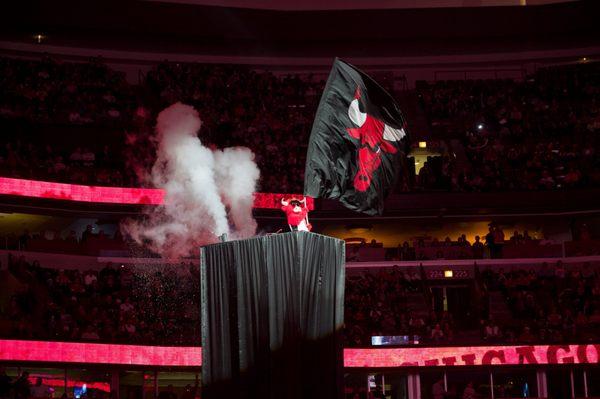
[0,177,313,210]
[343,344,600,367]
[2,340,599,368]
[0,340,201,367]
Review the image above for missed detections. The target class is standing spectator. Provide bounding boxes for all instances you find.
[181,375,199,399]
[158,384,177,399]
[0,366,11,399]
[485,226,496,258]
[432,378,446,399]
[64,230,78,244]
[493,226,505,258]
[13,371,30,399]
[81,225,94,243]
[462,382,476,399]
[372,386,385,399]
[472,236,485,259]
[30,377,49,398]
[400,241,415,261]
[18,230,31,250]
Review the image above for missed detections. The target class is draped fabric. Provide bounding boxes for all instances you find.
[304,58,408,216]
[201,232,345,399]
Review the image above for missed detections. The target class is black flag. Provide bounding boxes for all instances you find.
[303,59,408,215]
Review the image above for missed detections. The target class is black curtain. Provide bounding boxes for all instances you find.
[201,231,345,399]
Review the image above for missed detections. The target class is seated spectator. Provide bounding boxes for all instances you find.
[547,307,562,329]
[483,319,501,340]
[457,234,471,246]
[81,324,100,340]
[120,297,135,314]
[510,231,523,244]
[408,312,426,335]
[518,326,536,343]
[69,147,84,164]
[442,321,454,342]
[539,233,558,245]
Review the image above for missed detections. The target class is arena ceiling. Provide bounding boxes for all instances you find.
[0,0,597,58]
[145,0,578,11]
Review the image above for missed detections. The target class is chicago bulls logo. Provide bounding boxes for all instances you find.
[346,87,406,191]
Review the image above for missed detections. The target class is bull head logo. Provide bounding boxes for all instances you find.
[346,87,405,191]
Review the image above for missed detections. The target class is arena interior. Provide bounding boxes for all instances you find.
[1,0,600,398]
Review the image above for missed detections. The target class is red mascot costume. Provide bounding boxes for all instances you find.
[281,196,312,232]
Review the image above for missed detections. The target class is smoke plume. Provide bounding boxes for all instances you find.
[122,102,260,258]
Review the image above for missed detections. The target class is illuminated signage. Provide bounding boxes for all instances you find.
[0,177,313,209]
[426,270,468,279]
[0,340,201,367]
[2,340,599,369]
[344,344,600,368]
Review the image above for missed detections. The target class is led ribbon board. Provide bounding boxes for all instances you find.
[2,340,599,368]
[0,177,314,209]
[343,344,600,368]
[0,340,202,367]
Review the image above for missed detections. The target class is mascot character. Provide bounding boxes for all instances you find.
[281,196,312,232]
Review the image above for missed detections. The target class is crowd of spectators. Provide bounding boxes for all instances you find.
[389,229,500,261]
[4,223,597,261]
[2,226,155,258]
[1,255,199,345]
[3,254,600,347]
[0,57,134,126]
[344,262,600,347]
[142,63,321,193]
[0,57,321,192]
[386,224,597,262]
[1,56,599,193]
[344,266,473,347]
[480,262,600,344]
[344,267,424,346]
[416,63,600,191]
[0,139,128,186]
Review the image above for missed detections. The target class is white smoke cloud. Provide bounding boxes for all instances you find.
[122,102,260,258]
[213,147,260,239]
